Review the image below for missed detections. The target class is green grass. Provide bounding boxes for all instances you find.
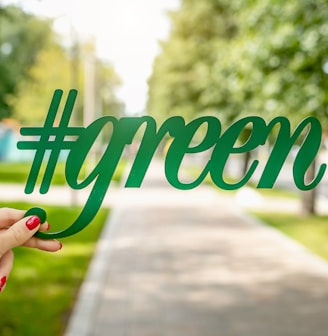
[0,158,127,185]
[0,162,67,184]
[252,212,328,260]
[0,201,109,336]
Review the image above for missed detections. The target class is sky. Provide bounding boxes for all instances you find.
[3,0,180,114]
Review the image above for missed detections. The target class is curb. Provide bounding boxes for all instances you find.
[235,205,328,275]
[64,205,122,336]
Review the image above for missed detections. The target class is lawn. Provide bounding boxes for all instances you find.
[0,201,109,336]
[0,162,68,185]
[0,159,127,185]
[252,211,328,261]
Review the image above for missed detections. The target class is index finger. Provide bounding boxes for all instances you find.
[0,215,41,255]
[0,208,25,229]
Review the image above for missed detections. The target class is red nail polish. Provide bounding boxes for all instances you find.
[0,276,7,292]
[59,242,63,250]
[26,216,41,230]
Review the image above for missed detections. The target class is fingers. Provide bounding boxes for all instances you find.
[0,208,48,231]
[0,208,25,229]
[0,250,14,292]
[22,220,62,251]
[23,237,62,252]
[0,216,41,256]
[0,210,63,293]
[39,221,50,232]
[21,220,62,251]
[0,213,63,254]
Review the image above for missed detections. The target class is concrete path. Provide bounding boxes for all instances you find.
[64,160,328,336]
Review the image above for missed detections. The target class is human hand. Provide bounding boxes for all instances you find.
[0,208,62,292]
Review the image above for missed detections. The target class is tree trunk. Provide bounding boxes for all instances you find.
[240,128,252,177]
[243,151,251,177]
[301,159,317,215]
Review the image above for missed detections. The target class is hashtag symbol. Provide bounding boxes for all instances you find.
[17,89,84,194]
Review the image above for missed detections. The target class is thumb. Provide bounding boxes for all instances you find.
[0,216,41,255]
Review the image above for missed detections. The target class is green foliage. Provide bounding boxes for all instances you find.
[96,59,125,119]
[0,5,123,125]
[0,5,53,119]
[0,202,109,336]
[11,43,75,125]
[148,0,328,126]
[229,0,328,123]
[11,40,124,126]
[148,0,328,213]
[148,0,237,122]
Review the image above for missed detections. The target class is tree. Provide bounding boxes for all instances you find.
[11,40,123,126]
[227,0,328,214]
[0,5,54,119]
[10,43,73,124]
[96,59,124,119]
[147,0,237,123]
[226,0,328,122]
[148,0,328,214]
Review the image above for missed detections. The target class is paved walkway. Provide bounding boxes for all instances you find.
[63,160,328,336]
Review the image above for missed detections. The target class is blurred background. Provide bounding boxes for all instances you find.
[1,0,328,335]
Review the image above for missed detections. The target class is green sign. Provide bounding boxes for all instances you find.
[17,89,326,238]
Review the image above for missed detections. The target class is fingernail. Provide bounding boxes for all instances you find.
[58,242,63,250]
[26,216,41,230]
[0,276,7,292]
[47,223,51,231]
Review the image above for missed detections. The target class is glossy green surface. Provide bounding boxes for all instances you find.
[17,89,326,238]
[24,207,47,224]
